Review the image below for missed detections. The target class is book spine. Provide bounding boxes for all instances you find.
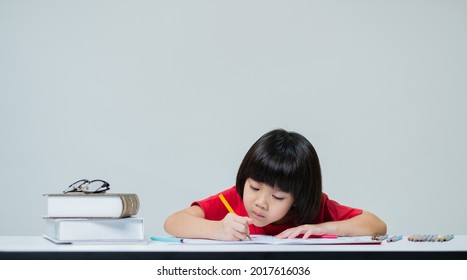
[120,194,140,217]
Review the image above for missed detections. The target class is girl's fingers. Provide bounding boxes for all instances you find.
[288,228,305,239]
[302,229,317,239]
[276,228,298,239]
[277,225,319,239]
[223,214,251,240]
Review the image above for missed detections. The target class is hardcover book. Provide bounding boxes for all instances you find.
[43,193,139,218]
[43,217,145,243]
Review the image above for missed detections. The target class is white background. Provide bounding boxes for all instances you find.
[1,1,466,237]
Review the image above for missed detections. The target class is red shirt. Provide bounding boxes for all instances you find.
[192,186,363,235]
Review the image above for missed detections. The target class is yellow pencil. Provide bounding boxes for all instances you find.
[218,194,252,241]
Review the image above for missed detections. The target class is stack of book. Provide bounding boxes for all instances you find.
[43,193,145,244]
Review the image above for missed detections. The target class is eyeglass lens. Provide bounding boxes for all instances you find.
[85,180,110,193]
[63,179,88,193]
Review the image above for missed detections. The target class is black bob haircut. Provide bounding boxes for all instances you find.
[236,129,322,225]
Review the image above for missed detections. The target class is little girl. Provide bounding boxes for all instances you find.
[164,129,386,240]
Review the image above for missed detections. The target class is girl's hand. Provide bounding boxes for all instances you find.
[276,223,336,239]
[216,213,253,241]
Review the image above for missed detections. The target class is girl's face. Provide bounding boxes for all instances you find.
[243,178,295,227]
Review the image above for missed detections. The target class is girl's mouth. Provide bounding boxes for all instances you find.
[252,211,265,219]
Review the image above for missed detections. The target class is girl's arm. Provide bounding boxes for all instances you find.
[276,210,387,238]
[164,205,252,240]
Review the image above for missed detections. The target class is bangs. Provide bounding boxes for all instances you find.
[246,150,303,194]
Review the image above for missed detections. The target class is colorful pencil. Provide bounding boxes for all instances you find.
[387,235,403,242]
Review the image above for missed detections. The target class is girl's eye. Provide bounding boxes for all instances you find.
[272,195,285,201]
[250,185,259,191]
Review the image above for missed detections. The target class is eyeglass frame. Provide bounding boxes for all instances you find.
[63,179,110,194]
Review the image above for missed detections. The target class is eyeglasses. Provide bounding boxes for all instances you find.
[63,179,110,194]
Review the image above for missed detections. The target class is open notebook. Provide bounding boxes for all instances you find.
[174,235,381,245]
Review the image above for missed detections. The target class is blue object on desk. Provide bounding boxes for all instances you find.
[150,236,184,243]
[387,235,403,242]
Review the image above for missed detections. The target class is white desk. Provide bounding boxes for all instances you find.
[1,236,466,259]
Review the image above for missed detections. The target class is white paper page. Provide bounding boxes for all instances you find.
[179,235,380,245]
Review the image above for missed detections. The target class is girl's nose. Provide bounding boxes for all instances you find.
[255,195,268,210]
